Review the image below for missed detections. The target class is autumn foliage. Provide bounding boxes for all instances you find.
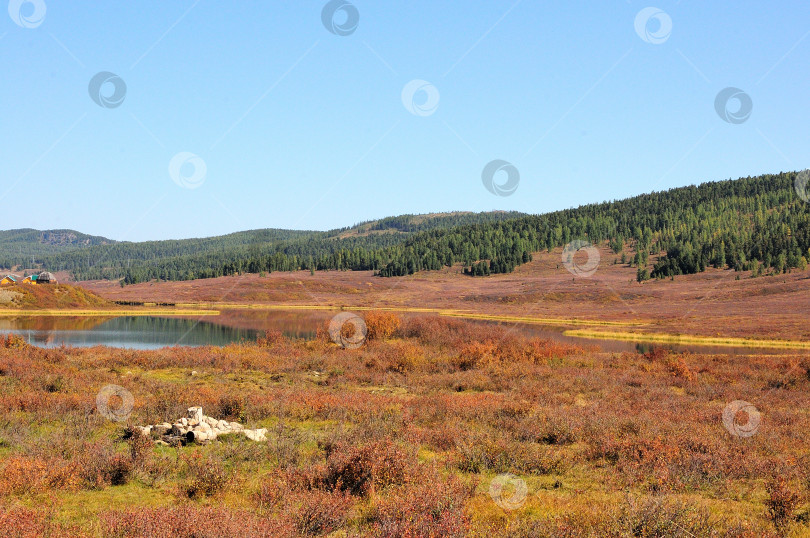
[363,310,402,341]
[0,315,806,536]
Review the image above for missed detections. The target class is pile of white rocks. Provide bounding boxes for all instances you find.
[136,406,267,445]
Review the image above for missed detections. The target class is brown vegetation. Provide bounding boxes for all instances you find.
[0,282,110,309]
[0,314,807,536]
[80,246,810,342]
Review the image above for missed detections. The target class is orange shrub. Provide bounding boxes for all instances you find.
[519,338,582,362]
[0,456,50,495]
[364,311,402,341]
[1,333,28,349]
[453,341,499,370]
[0,455,82,495]
[452,337,581,371]
[665,355,695,380]
[642,346,670,362]
[256,329,285,347]
[400,316,472,347]
[371,340,425,373]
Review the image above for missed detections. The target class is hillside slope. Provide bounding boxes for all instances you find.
[377,171,809,279]
[0,283,110,309]
[95,171,807,284]
[0,229,114,268]
[2,211,525,282]
[5,171,809,286]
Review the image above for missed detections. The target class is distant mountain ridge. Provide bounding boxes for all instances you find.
[0,228,114,246]
[9,170,808,286]
[0,212,526,280]
[0,229,114,264]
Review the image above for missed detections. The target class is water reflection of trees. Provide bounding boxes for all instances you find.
[0,316,116,331]
[0,315,259,348]
[175,310,336,340]
[95,316,260,346]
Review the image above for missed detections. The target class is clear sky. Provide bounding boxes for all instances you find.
[1,1,808,241]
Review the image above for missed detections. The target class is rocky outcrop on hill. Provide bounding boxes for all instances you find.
[136,406,267,445]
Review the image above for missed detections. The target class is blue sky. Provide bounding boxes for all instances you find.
[1,1,808,241]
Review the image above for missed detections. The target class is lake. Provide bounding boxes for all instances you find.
[0,310,798,355]
[0,315,259,350]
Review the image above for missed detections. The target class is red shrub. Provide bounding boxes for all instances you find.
[102,507,296,538]
[320,438,416,496]
[370,472,475,537]
[0,507,86,537]
[73,441,133,489]
[765,477,800,532]
[286,489,354,535]
[453,341,499,370]
[217,393,246,421]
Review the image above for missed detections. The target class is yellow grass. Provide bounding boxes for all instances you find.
[173,303,644,327]
[564,329,810,349]
[0,309,220,317]
[438,311,642,327]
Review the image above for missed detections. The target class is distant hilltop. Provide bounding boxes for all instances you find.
[0,211,526,281]
[3,172,810,286]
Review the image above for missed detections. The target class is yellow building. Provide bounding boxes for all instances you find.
[0,275,20,285]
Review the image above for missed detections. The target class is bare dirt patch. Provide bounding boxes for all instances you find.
[79,246,810,341]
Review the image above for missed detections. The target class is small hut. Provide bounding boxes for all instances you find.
[0,275,19,285]
[36,272,56,284]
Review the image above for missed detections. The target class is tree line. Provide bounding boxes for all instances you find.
[5,174,808,283]
[2,212,524,283]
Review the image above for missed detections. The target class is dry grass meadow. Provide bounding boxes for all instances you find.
[0,309,809,537]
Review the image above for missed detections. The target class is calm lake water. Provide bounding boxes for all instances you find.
[0,315,259,350]
[0,310,797,355]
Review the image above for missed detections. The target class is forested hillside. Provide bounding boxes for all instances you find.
[0,229,113,268]
[4,173,808,284]
[0,212,524,283]
[378,171,810,279]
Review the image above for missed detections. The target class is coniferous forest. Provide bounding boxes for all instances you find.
[2,172,808,284]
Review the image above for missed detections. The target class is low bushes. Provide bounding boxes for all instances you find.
[0,317,807,535]
[0,440,136,494]
[181,453,232,499]
[284,489,354,536]
[1,333,27,349]
[369,472,475,537]
[364,311,402,341]
[0,507,87,538]
[766,477,802,532]
[454,436,566,475]
[102,507,296,538]
[257,438,418,501]
[453,337,581,370]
